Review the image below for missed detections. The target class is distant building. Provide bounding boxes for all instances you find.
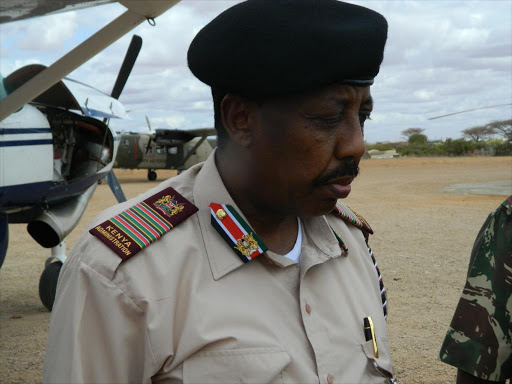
[367,149,400,159]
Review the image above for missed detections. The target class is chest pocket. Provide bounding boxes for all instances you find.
[183,347,291,384]
[362,337,395,384]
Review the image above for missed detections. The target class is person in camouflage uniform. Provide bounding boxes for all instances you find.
[440,195,512,383]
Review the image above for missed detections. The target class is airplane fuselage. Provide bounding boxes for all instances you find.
[0,103,118,216]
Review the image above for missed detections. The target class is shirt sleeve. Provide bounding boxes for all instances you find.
[439,203,512,382]
[43,259,157,383]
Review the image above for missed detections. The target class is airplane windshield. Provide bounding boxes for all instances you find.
[0,74,11,101]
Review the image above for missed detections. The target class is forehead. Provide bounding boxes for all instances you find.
[264,84,373,111]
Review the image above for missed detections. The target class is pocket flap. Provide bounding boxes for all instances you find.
[362,336,394,380]
[184,346,290,384]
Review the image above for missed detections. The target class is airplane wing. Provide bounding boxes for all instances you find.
[0,0,181,121]
[0,0,115,24]
[185,128,218,137]
[153,128,216,144]
[5,64,129,119]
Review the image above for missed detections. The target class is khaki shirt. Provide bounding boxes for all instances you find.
[43,152,394,384]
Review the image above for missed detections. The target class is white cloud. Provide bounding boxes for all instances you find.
[152,115,186,128]
[18,11,78,51]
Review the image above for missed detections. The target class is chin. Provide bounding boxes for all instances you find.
[301,198,338,217]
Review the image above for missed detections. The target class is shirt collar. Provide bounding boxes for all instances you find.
[193,150,344,280]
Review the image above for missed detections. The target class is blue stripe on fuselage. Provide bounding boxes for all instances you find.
[0,139,53,147]
[0,128,51,134]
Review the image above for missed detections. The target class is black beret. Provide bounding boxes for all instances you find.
[187,0,388,97]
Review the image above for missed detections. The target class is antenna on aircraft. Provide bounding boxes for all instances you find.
[428,103,512,120]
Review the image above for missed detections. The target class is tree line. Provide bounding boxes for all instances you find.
[368,119,511,157]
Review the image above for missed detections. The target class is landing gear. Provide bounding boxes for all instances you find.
[147,169,157,181]
[39,241,66,311]
[39,261,62,311]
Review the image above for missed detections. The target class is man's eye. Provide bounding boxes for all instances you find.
[316,111,344,128]
[323,115,343,127]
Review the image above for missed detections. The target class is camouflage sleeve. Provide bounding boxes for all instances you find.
[439,196,512,382]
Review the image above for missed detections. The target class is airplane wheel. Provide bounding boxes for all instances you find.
[148,170,157,181]
[39,261,63,311]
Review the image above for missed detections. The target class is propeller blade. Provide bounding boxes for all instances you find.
[110,35,143,100]
[145,115,152,131]
[105,171,127,203]
[145,137,152,154]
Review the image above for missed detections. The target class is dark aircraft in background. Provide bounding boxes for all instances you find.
[115,117,216,180]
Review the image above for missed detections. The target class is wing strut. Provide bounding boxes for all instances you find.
[0,1,180,121]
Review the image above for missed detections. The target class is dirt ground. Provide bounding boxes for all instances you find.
[1,157,511,383]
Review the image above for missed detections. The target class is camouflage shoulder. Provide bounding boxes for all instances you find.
[500,195,512,212]
[89,186,198,262]
[330,202,373,238]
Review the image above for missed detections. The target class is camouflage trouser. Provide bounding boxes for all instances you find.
[439,196,512,381]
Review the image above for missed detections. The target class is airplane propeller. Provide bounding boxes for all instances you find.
[110,35,142,100]
[103,35,143,203]
[145,115,153,154]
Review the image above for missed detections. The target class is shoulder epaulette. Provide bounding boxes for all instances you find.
[89,186,198,261]
[330,204,373,237]
[209,203,268,263]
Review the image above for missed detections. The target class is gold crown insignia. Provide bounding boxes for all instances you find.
[234,233,259,258]
[154,195,185,217]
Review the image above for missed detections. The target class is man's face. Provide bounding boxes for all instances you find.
[248,83,371,217]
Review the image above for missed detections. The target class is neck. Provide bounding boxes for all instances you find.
[215,148,298,254]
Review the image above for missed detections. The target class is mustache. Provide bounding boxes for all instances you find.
[314,159,359,186]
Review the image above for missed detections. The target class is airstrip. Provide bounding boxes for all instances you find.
[1,156,511,383]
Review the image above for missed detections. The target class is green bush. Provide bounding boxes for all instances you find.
[372,138,510,157]
[493,141,512,156]
[440,139,476,156]
[408,134,428,145]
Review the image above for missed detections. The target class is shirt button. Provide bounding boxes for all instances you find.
[327,374,334,384]
[305,304,312,315]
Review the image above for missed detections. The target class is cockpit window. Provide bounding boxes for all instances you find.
[0,74,11,101]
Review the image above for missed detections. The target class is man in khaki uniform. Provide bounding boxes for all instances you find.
[44,1,394,383]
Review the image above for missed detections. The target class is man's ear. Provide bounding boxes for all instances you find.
[220,94,256,148]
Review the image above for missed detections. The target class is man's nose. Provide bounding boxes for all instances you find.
[334,119,366,160]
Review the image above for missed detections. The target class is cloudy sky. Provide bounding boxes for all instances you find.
[1,0,511,143]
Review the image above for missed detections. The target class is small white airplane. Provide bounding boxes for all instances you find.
[0,0,181,310]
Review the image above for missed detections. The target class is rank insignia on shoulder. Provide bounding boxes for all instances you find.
[209,203,268,263]
[89,187,198,261]
[331,204,373,236]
